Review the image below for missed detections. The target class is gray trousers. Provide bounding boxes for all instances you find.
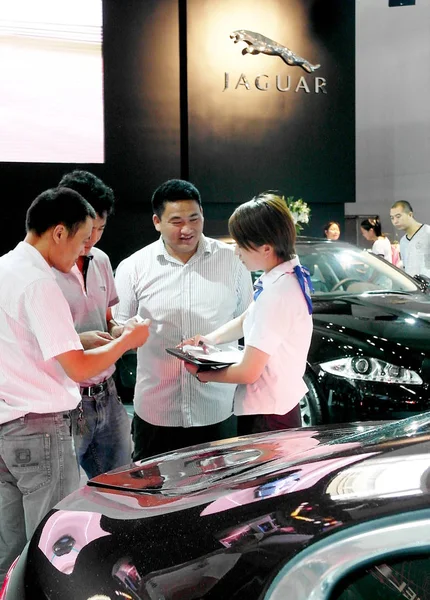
[0,411,79,585]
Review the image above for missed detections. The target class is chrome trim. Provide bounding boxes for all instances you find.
[265,509,430,600]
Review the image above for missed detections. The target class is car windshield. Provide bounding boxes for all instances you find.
[296,242,419,296]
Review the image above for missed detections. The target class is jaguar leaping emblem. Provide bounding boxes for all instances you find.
[230,30,321,73]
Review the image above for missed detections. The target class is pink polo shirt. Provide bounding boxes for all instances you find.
[0,242,83,424]
[54,247,119,386]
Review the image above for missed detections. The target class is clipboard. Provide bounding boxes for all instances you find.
[166,347,237,370]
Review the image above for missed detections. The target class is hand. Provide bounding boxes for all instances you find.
[184,362,207,383]
[79,331,113,350]
[109,324,124,339]
[123,317,151,349]
[178,335,212,350]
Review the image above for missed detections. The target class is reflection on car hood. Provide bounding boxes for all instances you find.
[88,425,362,494]
[54,413,430,520]
[314,291,430,323]
[29,412,430,600]
[312,292,430,362]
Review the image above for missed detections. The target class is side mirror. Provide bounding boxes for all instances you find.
[413,274,430,292]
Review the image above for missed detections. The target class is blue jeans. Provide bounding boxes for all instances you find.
[72,377,132,479]
[0,411,79,585]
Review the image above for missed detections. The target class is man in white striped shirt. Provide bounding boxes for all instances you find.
[0,188,150,585]
[114,179,253,459]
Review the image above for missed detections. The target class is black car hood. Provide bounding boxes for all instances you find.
[311,291,430,366]
[27,414,430,600]
[54,415,427,517]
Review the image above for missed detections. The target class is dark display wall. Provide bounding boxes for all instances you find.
[0,0,354,267]
[187,0,355,206]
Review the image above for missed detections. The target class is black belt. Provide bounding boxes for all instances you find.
[80,378,110,397]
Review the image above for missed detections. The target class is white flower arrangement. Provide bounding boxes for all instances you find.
[285,196,311,233]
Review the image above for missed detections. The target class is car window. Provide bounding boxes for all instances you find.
[331,554,430,600]
[297,244,418,296]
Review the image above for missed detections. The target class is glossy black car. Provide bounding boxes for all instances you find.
[115,238,430,427]
[296,239,430,426]
[4,412,430,599]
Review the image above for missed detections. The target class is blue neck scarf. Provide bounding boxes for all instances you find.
[253,265,314,314]
[253,278,264,301]
[293,265,314,314]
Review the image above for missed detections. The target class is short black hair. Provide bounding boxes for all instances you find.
[228,192,296,261]
[361,217,382,237]
[391,200,413,214]
[59,170,115,218]
[151,179,202,218]
[26,187,96,237]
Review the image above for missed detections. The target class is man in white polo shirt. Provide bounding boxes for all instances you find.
[390,200,430,277]
[0,187,150,585]
[54,171,131,479]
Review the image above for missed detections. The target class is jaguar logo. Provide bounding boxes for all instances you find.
[230,30,321,73]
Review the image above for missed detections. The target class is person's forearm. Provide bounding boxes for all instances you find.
[64,336,133,382]
[106,307,124,338]
[57,320,150,382]
[199,362,258,385]
[206,313,245,345]
[79,331,113,350]
[194,343,269,385]
[83,337,133,378]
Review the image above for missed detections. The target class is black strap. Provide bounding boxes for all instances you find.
[81,255,93,291]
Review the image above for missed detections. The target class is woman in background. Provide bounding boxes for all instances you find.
[360,217,392,262]
[324,221,341,240]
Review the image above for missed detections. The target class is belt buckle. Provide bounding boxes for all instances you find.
[90,383,103,396]
[82,379,108,397]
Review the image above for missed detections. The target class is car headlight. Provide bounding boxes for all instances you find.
[320,357,423,385]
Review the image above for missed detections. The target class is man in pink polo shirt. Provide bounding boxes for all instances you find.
[54,171,131,479]
[0,187,150,585]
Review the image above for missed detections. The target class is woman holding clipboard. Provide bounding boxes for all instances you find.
[182,192,313,435]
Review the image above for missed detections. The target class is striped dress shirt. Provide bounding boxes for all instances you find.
[113,235,253,427]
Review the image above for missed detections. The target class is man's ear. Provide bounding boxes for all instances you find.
[52,224,67,244]
[152,214,161,232]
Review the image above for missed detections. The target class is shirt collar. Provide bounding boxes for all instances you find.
[18,241,56,278]
[155,234,212,263]
[259,256,300,285]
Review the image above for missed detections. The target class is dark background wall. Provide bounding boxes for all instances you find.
[0,0,354,268]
